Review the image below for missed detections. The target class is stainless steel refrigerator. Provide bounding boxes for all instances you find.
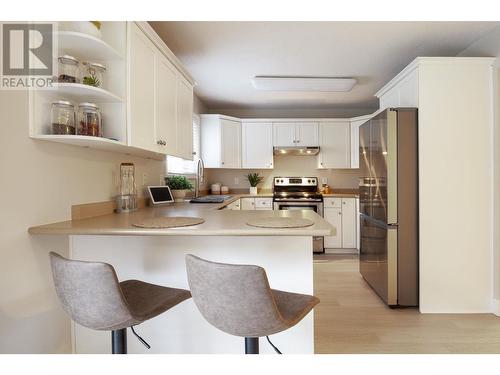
[359,108,418,307]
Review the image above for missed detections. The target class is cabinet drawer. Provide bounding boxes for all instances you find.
[255,198,273,209]
[226,199,241,210]
[240,198,255,210]
[324,198,342,208]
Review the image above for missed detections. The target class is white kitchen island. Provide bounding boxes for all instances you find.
[29,201,333,354]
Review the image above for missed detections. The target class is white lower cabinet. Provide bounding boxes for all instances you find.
[225,199,241,210]
[255,198,273,210]
[324,207,342,248]
[341,198,357,248]
[323,197,357,250]
[241,197,273,210]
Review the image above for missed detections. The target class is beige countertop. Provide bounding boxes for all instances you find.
[28,200,334,237]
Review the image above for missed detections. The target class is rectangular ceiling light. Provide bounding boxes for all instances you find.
[252,76,357,92]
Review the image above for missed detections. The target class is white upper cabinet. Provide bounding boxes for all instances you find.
[221,119,241,168]
[242,122,274,169]
[273,122,319,147]
[273,123,296,147]
[176,75,194,160]
[128,22,194,157]
[155,52,177,155]
[318,121,350,169]
[128,23,156,152]
[296,122,319,146]
[201,115,241,168]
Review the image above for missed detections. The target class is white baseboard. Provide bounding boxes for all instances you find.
[492,298,500,316]
[325,248,359,254]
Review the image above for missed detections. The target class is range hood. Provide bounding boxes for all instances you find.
[273,146,320,156]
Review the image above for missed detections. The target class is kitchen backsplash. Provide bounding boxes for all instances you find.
[204,155,360,189]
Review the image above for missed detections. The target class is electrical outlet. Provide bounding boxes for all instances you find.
[159,174,164,185]
[234,177,240,185]
[321,177,328,185]
[142,173,148,188]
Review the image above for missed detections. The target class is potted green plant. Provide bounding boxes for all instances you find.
[165,175,194,202]
[245,173,264,195]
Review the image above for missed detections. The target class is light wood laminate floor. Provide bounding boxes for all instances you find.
[313,254,500,353]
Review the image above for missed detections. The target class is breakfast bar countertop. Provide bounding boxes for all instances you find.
[28,200,334,237]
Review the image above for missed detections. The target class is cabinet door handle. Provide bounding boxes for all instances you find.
[221,161,225,165]
[157,140,162,145]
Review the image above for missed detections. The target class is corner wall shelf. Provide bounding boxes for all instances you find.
[31,135,165,161]
[56,31,123,61]
[48,83,124,103]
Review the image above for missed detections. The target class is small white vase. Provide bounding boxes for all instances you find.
[249,186,258,195]
[171,189,187,202]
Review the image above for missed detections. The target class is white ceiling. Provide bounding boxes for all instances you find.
[150,22,499,111]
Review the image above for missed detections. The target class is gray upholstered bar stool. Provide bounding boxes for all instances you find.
[185,254,319,354]
[49,252,191,354]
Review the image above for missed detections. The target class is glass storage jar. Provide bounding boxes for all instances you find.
[50,100,75,135]
[77,102,102,137]
[81,62,106,88]
[57,55,80,83]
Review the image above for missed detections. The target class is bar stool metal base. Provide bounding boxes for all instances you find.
[112,328,127,354]
[245,337,259,354]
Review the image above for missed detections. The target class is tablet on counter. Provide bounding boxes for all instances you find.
[147,186,174,205]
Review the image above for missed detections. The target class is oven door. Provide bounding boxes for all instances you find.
[273,201,324,253]
[273,201,323,216]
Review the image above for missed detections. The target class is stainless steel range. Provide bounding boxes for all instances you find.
[273,177,324,253]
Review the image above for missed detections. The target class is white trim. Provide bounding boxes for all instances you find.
[375,57,496,98]
[492,298,500,316]
[419,308,495,314]
[324,248,358,254]
[202,116,377,123]
[200,113,242,122]
[489,64,496,319]
[134,22,196,86]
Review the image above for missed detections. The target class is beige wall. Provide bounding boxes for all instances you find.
[459,28,500,312]
[193,94,208,116]
[417,61,494,313]
[205,155,359,190]
[0,91,165,353]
